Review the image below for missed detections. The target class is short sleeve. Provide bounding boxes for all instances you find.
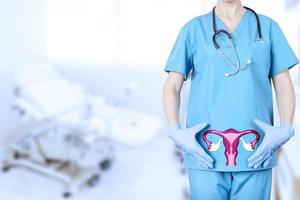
[269,21,299,77]
[164,26,194,81]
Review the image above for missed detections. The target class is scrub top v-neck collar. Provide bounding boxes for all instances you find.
[214,9,250,38]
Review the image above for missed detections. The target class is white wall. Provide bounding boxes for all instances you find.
[45,0,213,66]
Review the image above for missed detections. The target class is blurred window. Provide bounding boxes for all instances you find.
[46,0,208,65]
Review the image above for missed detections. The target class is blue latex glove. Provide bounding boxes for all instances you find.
[248,118,295,168]
[168,122,214,168]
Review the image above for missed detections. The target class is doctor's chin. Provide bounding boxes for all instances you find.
[0,1,299,200]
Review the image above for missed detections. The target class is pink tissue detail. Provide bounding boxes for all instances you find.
[202,128,260,166]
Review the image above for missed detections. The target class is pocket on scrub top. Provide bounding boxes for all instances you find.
[250,41,271,75]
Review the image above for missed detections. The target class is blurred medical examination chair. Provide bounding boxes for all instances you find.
[1,64,161,197]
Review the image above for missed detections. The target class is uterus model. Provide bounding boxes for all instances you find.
[202,129,260,166]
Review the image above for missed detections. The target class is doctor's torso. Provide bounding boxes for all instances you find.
[164,8,299,171]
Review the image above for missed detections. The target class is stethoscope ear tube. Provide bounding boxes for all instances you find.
[243,6,262,40]
[212,6,263,47]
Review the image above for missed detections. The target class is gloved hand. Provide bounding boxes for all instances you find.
[248,118,295,168]
[168,122,214,168]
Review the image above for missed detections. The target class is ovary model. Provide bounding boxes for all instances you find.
[202,129,260,166]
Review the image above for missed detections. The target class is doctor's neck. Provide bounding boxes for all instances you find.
[215,0,245,19]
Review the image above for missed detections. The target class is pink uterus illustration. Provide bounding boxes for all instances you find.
[202,129,260,166]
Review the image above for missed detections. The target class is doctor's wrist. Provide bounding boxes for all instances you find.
[169,123,181,130]
[280,122,293,128]
[280,122,295,137]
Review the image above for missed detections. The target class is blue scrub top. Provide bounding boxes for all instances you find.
[164,9,299,171]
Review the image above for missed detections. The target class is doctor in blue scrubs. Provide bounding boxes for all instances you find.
[162,0,299,199]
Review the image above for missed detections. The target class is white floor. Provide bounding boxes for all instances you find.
[0,132,188,200]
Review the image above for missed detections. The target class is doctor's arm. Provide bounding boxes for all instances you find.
[272,69,296,126]
[248,69,296,168]
[162,71,214,168]
[162,72,184,126]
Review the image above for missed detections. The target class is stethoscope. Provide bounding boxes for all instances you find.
[212,6,264,77]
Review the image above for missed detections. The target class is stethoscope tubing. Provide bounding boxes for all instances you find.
[211,6,262,77]
[212,6,262,45]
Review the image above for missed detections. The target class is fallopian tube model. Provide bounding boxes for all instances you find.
[202,129,260,166]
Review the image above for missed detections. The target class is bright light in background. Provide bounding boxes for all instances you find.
[45,0,207,66]
[45,0,117,63]
[118,0,206,65]
[45,0,299,67]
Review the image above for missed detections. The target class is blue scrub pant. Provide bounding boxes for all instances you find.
[187,168,272,200]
